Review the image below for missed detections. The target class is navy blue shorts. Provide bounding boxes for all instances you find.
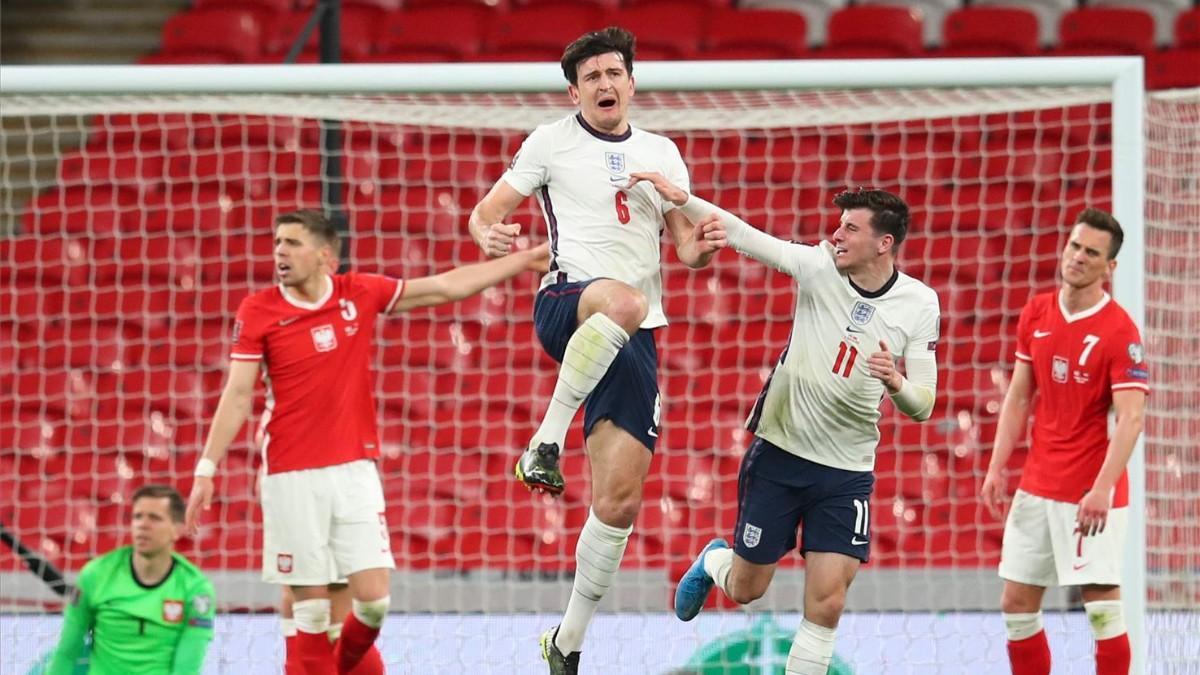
[733,437,875,564]
[533,279,660,452]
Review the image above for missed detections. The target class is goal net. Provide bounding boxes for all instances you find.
[1,62,1196,673]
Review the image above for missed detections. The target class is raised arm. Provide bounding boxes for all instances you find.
[185,359,259,535]
[664,208,726,269]
[628,172,805,276]
[469,180,528,258]
[391,242,550,314]
[981,360,1036,519]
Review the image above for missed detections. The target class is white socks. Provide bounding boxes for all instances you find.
[1003,611,1045,641]
[703,546,734,596]
[555,509,633,654]
[291,598,331,635]
[1084,600,1126,641]
[786,619,837,674]
[533,313,630,450]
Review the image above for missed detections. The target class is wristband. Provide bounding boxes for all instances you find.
[194,458,217,478]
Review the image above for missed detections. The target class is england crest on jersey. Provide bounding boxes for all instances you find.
[605,152,625,173]
[850,301,876,326]
[742,522,762,548]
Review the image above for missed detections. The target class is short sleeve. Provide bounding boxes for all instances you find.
[1014,299,1036,363]
[229,296,264,362]
[500,126,552,197]
[903,293,941,363]
[661,139,691,215]
[1108,321,1150,394]
[350,272,403,314]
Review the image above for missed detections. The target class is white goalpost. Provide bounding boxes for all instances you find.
[2,59,1195,674]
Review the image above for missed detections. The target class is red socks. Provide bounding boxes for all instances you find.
[295,629,336,675]
[333,612,382,675]
[284,634,305,675]
[1095,633,1131,675]
[344,644,384,675]
[1007,629,1051,675]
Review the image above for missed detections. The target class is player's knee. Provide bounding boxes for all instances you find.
[1000,586,1041,614]
[590,494,640,529]
[806,589,846,625]
[351,595,390,629]
[599,287,648,333]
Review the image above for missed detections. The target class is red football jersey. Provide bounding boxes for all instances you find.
[1014,291,1149,507]
[230,272,404,475]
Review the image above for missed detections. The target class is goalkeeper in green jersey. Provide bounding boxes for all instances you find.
[46,485,216,675]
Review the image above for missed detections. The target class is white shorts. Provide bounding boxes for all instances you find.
[999,489,1126,588]
[261,460,395,585]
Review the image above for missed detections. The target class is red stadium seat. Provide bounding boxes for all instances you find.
[193,0,292,11]
[376,7,492,62]
[1177,7,1200,48]
[160,8,266,63]
[137,52,237,65]
[609,1,709,60]
[263,7,380,61]
[1147,49,1200,90]
[23,186,132,236]
[137,186,251,235]
[702,8,807,60]
[168,146,273,198]
[4,236,96,286]
[483,5,605,60]
[823,5,924,58]
[1055,7,1155,56]
[940,6,1040,57]
[198,232,275,284]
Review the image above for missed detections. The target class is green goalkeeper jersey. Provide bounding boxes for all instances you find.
[47,546,215,675]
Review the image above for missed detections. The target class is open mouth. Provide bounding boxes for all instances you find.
[597,97,617,110]
[277,262,292,275]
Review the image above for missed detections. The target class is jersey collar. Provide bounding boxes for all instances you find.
[848,267,899,299]
[279,273,333,311]
[130,552,176,590]
[575,113,632,143]
[1057,288,1110,323]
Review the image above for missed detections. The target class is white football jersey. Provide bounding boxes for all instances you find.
[748,240,941,472]
[501,113,689,329]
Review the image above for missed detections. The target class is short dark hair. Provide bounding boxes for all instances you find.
[132,484,186,524]
[275,209,339,251]
[1075,207,1123,259]
[561,26,635,86]
[832,188,910,248]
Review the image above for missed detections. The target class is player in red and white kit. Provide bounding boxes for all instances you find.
[982,208,1148,675]
[184,209,548,675]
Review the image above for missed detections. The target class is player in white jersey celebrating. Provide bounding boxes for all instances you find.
[468,27,722,674]
[629,173,940,675]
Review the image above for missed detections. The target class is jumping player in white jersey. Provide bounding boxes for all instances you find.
[629,173,940,675]
[468,27,723,674]
[184,210,547,675]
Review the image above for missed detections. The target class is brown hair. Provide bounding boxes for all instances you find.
[832,188,911,248]
[561,26,636,86]
[1075,207,1124,259]
[275,209,340,251]
[132,484,186,523]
